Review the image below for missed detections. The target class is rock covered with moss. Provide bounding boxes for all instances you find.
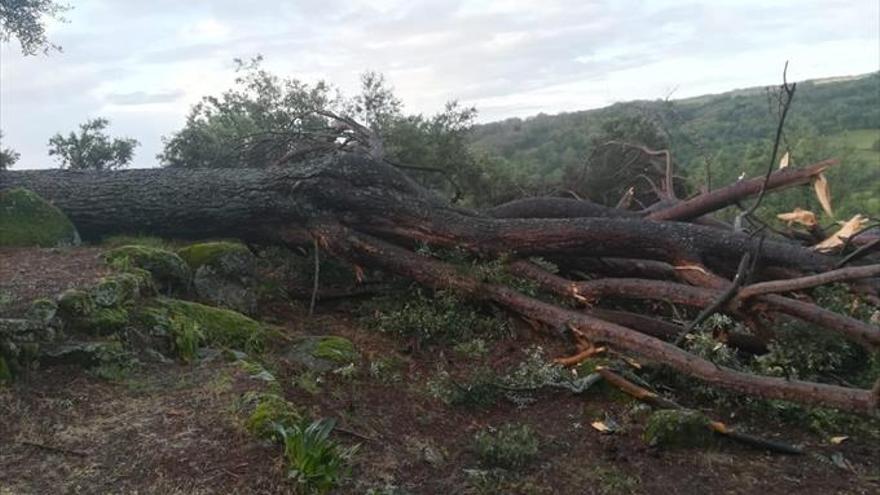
[240,391,301,440]
[643,409,716,449]
[138,297,266,354]
[177,241,257,314]
[0,188,80,247]
[285,335,359,372]
[104,245,190,293]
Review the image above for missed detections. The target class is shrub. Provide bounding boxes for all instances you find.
[473,423,539,470]
[275,418,358,494]
[169,317,204,362]
[365,289,508,345]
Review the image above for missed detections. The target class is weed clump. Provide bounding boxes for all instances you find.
[364,289,509,346]
[275,418,358,494]
[473,423,539,470]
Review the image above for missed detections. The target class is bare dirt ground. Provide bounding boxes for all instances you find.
[1,247,879,494]
[0,247,110,317]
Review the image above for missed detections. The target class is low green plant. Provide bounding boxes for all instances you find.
[473,423,539,470]
[364,289,509,345]
[169,316,204,362]
[274,418,358,494]
[587,465,640,495]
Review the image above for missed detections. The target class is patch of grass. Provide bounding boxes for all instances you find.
[275,418,358,494]
[473,423,539,470]
[586,465,640,495]
[169,316,204,363]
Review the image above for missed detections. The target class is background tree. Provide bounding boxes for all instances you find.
[0,131,20,170]
[0,0,70,55]
[158,57,502,205]
[48,118,139,171]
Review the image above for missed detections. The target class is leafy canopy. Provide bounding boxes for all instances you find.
[0,0,70,55]
[48,118,140,171]
[158,56,512,205]
[0,131,20,170]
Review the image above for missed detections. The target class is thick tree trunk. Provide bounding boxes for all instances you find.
[3,155,878,416]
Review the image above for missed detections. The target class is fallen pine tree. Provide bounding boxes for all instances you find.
[2,153,879,416]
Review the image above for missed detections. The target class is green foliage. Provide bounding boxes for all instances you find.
[169,316,203,362]
[364,289,508,346]
[242,391,301,440]
[48,118,140,171]
[0,0,70,55]
[139,298,266,353]
[471,73,879,213]
[0,187,79,247]
[473,424,539,470]
[0,131,20,169]
[158,57,499,204]
[275,418,358,494]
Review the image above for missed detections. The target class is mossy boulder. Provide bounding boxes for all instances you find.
[57,289,95,317]
[104,246,190,293]
[643,409,717,449]
[138,298,265,353]
[241,391,301,440]
[285,335,359,372]
[93,272,152,307]
[39,340,126,368]
[26,298,58,325]
[177,242,257,314]
[69,307,129,336]
[0,188,80,247]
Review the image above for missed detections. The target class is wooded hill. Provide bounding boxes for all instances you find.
[470,72,880,218]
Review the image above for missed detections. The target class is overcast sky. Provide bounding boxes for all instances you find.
[1,0,878,169]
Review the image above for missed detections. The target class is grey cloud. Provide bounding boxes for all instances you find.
[105,90,185,106]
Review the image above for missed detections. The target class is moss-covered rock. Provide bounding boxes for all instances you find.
[93,272,152,307]
[39,340,125,368]
[285,335,359,372]
[57,289,95,317]
[0,188,80,247]
[104,245,190,293]
[138,298,265,353]
[26,298,58,325]
[313,336,358,363]
[241,391,301,440]
[69,307,129,336]
[178,241,251,269]
[178,241,257,314]
[643,409,717,449]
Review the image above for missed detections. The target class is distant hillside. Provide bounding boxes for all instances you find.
[470,72,880,218]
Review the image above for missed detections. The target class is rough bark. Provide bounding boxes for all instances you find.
[3,155,877,415]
